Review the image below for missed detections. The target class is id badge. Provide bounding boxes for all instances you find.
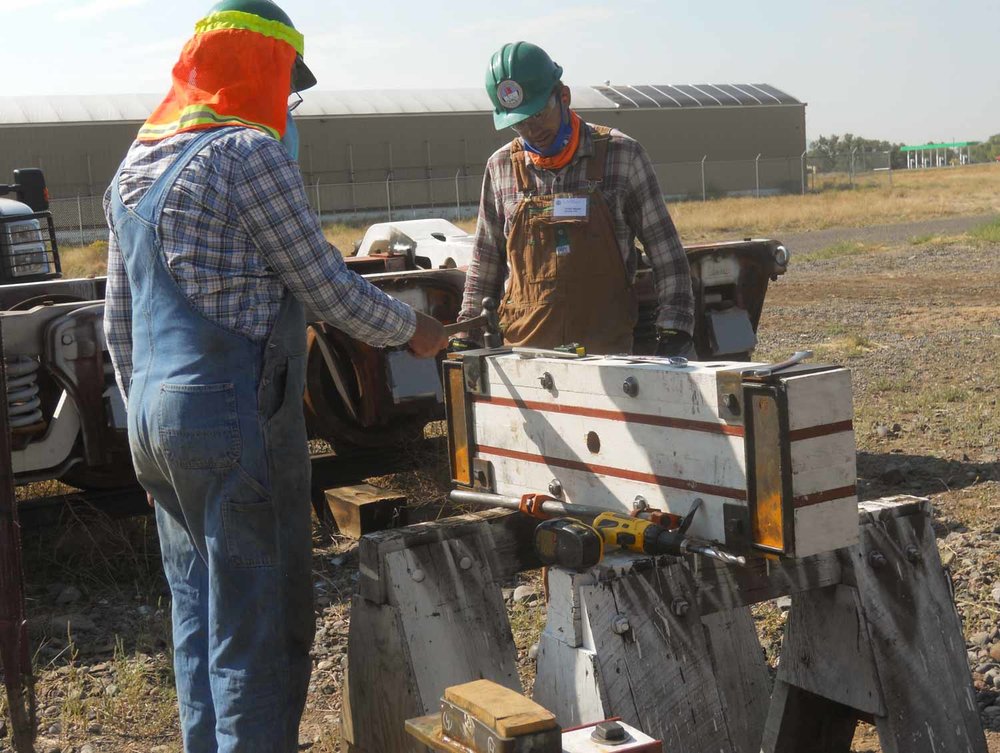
[553,196,589,219]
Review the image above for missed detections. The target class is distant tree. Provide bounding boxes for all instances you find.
[970,134,1000,163]
[808,133,907,169]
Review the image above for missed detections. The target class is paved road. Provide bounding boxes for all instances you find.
[777,213,998,255]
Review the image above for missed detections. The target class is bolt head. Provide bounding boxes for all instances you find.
[868,550,887,569]
[671,598,690,617]
[622,377,639,397]
[459,556,473,570]
[611,615,630,635]
[905,545,921,563]
[411,569,425,583]
[591,720,628,743]
[548,479,563,498]
[539,372,554,390]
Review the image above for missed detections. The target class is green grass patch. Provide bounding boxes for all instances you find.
[871,375,912,393]
[798,241,871,262]
[968,218,1000,244]
[926,385,969,404]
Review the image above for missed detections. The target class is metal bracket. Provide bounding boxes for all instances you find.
[472,459,495,492]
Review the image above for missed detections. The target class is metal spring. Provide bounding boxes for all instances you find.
[6,355,43,428]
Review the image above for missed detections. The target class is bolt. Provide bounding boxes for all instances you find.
[905,545,921,564]
[868,550,887,569]
[611,615,630,635]
[671,598,690,617]
[459,556,473,570]
[633,495,648,512]
[591,720,628,743]
[411,569,425,583]
[548,479,563,498]
[725,393,741,415]
[61,333,75,346]
[622,376,639,397]
[539,372,554,390]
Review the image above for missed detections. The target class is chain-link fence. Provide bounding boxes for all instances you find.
[49,151,901,244]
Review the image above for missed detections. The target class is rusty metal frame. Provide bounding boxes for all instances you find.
[0,323,37,751]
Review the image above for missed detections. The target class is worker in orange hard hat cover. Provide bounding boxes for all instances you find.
[456,42,694,356]
[103,1,446,749]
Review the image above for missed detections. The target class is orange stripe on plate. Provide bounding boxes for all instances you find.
[793,485,857,509]
[477,444,748,501]
[474,395,745,437]
[788,420,854,442]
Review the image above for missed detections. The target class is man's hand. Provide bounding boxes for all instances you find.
[655,329,696,359]
[407,311,448,358]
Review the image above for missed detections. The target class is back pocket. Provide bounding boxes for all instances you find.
[158,383,240,470]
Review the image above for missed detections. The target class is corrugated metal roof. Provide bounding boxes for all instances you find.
[0,84,801,126]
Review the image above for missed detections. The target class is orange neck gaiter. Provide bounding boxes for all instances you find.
[138,10,301,143]
[526,110,582,171]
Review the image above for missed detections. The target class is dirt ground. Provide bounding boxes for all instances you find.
[4,218,999,752]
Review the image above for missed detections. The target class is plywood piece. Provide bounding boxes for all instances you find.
[776,584,883,715]
[851,509,987,753]
[702,607,771,753]
[342,595,425,753]
[384,537,522,711]
[602,566,737,751]
[444,679,556,737]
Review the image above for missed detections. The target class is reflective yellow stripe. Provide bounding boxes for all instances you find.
[195,10,304,55]
[138,105,280,141]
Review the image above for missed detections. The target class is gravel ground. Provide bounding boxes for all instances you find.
[5,226,999,753]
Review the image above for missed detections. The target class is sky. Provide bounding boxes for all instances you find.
[6,0,999,146]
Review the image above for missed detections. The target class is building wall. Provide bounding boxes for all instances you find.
[1,104,805,206]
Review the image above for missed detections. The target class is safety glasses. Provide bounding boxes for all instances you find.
[510,94,559,135]
[288,91,303,113]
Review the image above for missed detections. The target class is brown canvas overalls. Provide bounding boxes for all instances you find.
[498,126,638,355]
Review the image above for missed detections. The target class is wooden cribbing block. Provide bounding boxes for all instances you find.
[444,679,557,737]
[324,482,406,538]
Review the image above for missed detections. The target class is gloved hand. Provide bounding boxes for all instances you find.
[447,336,481,353]
[655,329,696,359]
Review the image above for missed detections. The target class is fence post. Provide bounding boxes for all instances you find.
[455,169,462,220]
[385,175,392,222]
[850,147,857,188]
[76,196,85,245]
[701,155,707,202]
[755,154,762,198]
[800,150,807,195]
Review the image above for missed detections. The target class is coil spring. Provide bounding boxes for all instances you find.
[6,355,43,428]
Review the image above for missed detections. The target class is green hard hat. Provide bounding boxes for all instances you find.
[208,0,317,91]
[485,42,563,130]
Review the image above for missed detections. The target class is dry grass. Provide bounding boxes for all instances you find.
[60,165,1000,275]
[59,240,110,279]
[671,163,1000,241]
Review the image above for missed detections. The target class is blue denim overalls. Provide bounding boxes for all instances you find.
[110,128,314,752]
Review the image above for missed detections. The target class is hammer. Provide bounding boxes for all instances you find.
[442,297,502,348]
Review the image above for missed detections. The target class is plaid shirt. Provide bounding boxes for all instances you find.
[460,122,694,334]
[104,128,415,398]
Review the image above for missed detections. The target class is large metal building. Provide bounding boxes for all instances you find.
[0,84,805,218]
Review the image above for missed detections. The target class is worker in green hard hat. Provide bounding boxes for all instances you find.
[456,41,694,357]
[104,1,446,750]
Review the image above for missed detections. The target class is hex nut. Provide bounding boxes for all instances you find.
[539,372,554,390]
[671,598,690,617]
[611,615,630,635]
[622,377,639,397]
